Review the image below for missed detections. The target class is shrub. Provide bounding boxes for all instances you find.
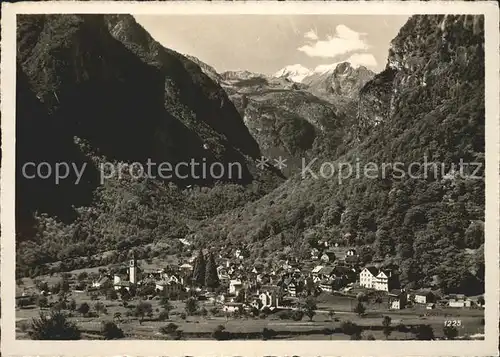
[443,326,458,340]
[19,321,29,332]
[77,302,90,316]
[341,321,362,338]
[397,323,409,332]
[29,311,81,340]
[212,325,231,340]
[291,310,304,321]
[101,321,124,340]
[278,310,292,320]
[262,327,276,340]
[159,323,179,335]
[158,311,170,321]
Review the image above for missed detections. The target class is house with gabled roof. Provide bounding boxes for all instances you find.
[389,289,407,309]
[92,276,110,289]
[318,266,335,280]
[311,265,324,275]
[359,267,379,289]
[321,250,336,263]
[409,289,435,304]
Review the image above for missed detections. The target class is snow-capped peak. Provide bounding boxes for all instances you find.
[274,64,312,83]
[313,63,340,75]
[313,62,358,75]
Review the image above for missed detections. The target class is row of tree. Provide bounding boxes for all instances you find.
[191,250,220,289]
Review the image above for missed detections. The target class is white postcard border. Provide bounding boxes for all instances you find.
[1,1,498,356]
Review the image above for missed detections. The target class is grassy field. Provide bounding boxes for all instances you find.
[16,290,484,340]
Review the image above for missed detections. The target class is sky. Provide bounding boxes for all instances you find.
[134,15,410,75]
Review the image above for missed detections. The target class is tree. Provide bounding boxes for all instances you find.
[106,289,118,301]
[191,250,206,287]
[120,288,131,302]
[60,278,70,294]
[328,310,335,321]
[160,323,182,340]
[341,321,362,340]
[235,289,246,303]
[304,296,317,321]
[212,324,231,340]
[68,299,77,311]
[101,321,124,339]
[353,301,366,316]
[160,322,179,335]
[77,302,90,316]
[29,311,81,340]
[77,272,88,281]
[135,301,152,324]
[477,296,485,306]
[415,324,435,340]
[204,252,220,290]
[37,295,48,309]
[262,327,276,340]
[443,326,458,340]
[159,297,174,319]
[291,309,304,321]
[94,302,106,315]
[382,316,392,339]
[185,297,198,316]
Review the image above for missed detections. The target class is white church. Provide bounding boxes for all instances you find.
[113,257,138,290]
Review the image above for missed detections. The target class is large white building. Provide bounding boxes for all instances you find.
[359,267,379,289]
[359,267,397,292]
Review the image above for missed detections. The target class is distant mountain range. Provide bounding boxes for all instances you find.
[274,62,375,98]
[274,64,313,83]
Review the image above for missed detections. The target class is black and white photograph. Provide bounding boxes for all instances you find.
[1,1,499,355]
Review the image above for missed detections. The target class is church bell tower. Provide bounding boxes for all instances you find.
[129,257,137,284]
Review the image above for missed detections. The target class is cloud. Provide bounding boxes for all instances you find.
[346,53,378,68]
[298,24,369,58]
[304,29,318,41]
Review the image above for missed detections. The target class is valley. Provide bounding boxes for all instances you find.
[13,13,485,340]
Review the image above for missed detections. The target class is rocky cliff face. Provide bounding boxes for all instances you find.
[356,14,484,144]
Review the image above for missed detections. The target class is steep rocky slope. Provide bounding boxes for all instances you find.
[194,15,485,294]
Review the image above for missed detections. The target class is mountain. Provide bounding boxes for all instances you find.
[274,64,312,83]
[302,62,375,99]
[217,70,351,174]
[15,14,282,275]
[183,54,222,84]
[193,15,485,295]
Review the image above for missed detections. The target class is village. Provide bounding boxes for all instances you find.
[15,239,485,340]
